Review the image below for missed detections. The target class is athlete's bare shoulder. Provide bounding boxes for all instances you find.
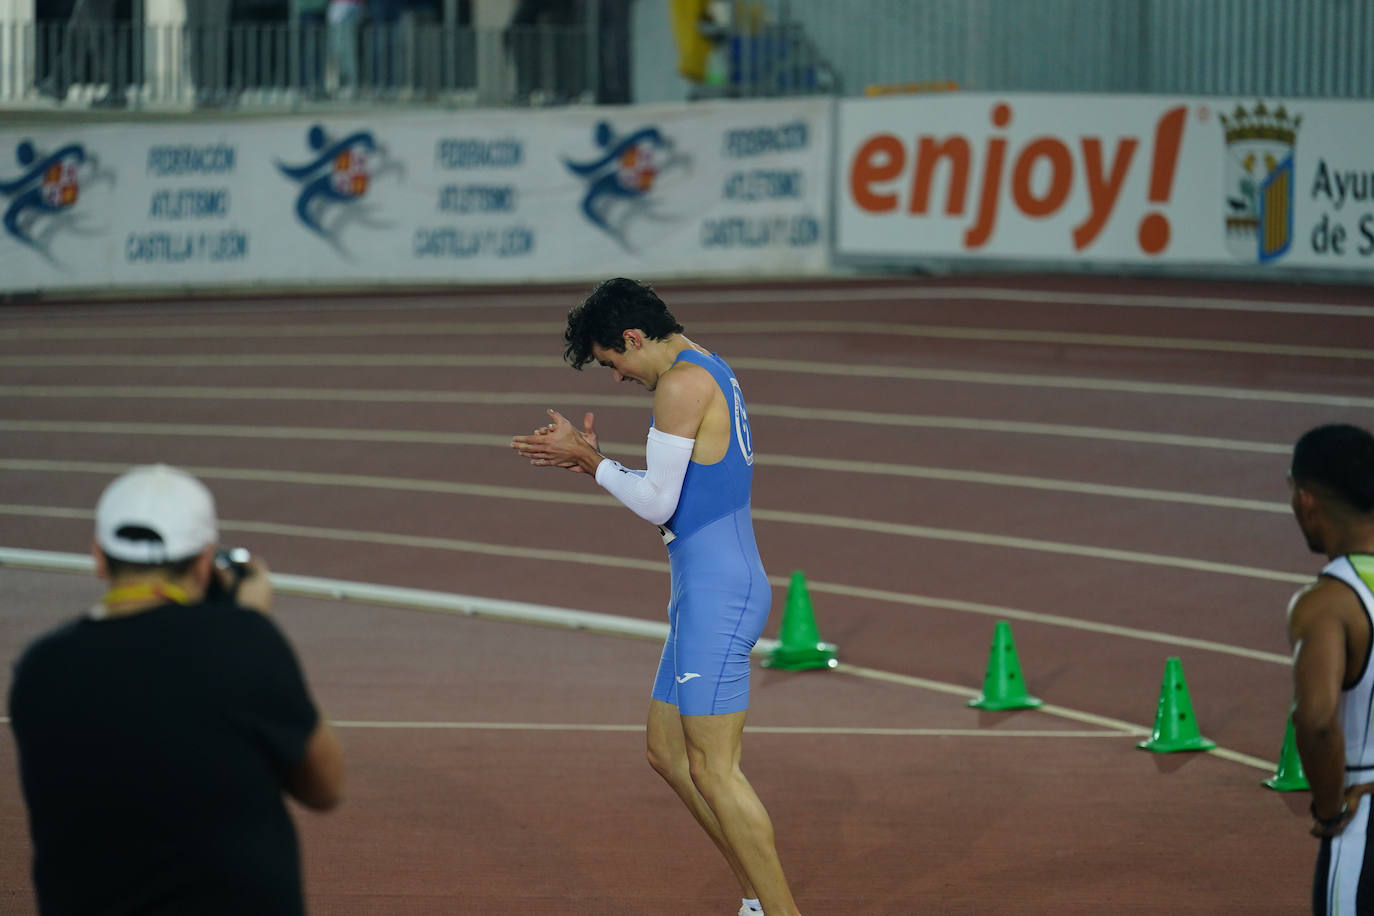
[657,356,716,397]
[1288,575,1365,643]
[653,357,717,438]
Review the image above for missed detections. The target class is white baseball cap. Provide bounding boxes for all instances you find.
[95,464,218,564]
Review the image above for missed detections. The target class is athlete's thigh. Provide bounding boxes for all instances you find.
[670,583,762,715]
[680,708,747,770]
[646,697,686,758]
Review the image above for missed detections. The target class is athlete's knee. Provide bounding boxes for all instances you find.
[646,735,687,784]
[645,743,673,778]
[685,745,735,796]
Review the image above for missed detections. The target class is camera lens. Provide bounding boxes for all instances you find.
[209,548,251,601]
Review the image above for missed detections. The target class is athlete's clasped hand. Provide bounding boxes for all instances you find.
[511,410,599,473]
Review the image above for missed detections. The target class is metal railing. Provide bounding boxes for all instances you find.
[773,0,1374,98]
[4,1,1372,111]
[0,20,605,110]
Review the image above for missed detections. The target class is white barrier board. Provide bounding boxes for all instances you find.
[836,92,1374,270]
[0,99,830,291]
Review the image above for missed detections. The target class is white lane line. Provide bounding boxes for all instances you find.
[841,665,1146,731]
[0,321,1369,360]
[3,369,1371,408]
[0,549,1275,771]
[840,665,1273,770]
[13,282,1369,317]
[328,721,1136,738]
[0,457,1287,515]
[809,582,1291,665]
[730,359,1374,409]
[0,482,1294,663]
[670,285,1374,319]
[0,721,1170,740]
[0,354,558,368]
[754,508,1308,584]
[699,320,1374,360]
[0,459,611,507]
[0,320,559,340]
[0,414,1292,455]
[763,456,1285,512]
[751,406,1292,453]
[0,545,673,640]
[0,384,645,405]
[0,419,520,447]
[4,292,1372,343]
[0,506,1302,663]
[0,506,671,574]
[0,460,1306,585]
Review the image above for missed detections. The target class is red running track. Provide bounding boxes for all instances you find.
[2,273,1373,914]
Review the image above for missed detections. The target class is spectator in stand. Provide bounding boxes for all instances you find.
[39,0,126,107]
[597,0,633,104]
[186,0,232,106]
[298,0,330,99]
[399,0,439,98]
[669,0,714,86]
[367,0,402,93]
[504,0,583,105]
[329,0,365,98]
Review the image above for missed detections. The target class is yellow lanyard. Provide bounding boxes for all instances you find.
[100,583,191,614]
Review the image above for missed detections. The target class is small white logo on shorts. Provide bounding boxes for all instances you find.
[676,673,701,684]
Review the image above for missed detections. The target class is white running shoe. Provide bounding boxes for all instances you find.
[738,907,763,916]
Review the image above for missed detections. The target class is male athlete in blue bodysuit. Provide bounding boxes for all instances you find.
[512,278,802,916]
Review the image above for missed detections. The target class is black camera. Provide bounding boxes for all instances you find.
[207,547,252,600]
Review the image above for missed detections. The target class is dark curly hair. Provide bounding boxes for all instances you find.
[1291,423,1374,513]
[563,278,685,369]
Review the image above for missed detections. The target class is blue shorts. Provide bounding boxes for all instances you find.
[651,507,771,716]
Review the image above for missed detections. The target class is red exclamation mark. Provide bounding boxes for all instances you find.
[1138,106,1187,255]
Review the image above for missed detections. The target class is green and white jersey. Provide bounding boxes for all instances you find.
[1323,554,1374,784]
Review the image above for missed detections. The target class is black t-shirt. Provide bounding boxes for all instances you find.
[8,598,320,916]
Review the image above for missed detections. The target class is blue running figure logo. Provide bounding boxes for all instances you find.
[276,125,394,253]
[563,121,685,251]
[1,139,88,259]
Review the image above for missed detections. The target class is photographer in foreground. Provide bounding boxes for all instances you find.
[8,463,344,916]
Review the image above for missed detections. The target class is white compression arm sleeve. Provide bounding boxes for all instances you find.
[594,427,695,525]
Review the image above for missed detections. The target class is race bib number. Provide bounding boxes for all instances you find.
[731,377,754,466]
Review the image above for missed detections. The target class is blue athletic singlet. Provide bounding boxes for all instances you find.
[650,350,770,716]
[1315,554,1374,916]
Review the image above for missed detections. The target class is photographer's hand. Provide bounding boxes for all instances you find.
[234,555,273,614]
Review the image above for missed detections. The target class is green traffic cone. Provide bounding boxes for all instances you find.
[1137,657,1216,753]
[764,570,838,670]
[968,621,1042,710]
[1262,715,1309,791]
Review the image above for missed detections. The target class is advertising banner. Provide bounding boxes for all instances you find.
[836,92,1374,270]
[0,98,830,291]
